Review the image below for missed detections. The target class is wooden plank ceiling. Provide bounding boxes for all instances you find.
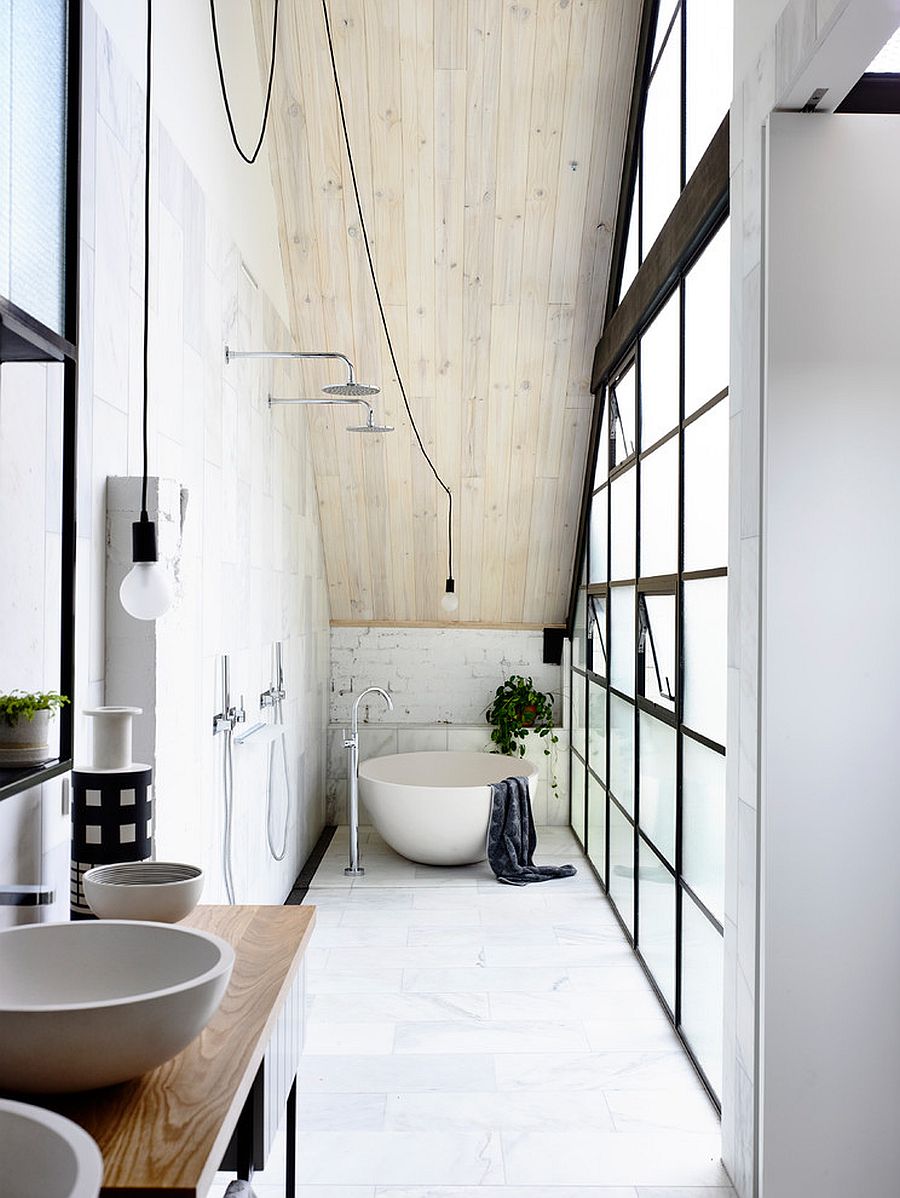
[253,0,639,627]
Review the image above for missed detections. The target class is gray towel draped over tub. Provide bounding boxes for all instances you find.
[487,775,577,885]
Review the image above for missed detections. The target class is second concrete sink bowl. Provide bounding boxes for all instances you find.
[0,920,234,1093]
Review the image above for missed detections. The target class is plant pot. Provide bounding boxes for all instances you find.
[0,710,52,766]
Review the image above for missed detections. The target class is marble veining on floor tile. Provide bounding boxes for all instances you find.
[221,828,732,1196]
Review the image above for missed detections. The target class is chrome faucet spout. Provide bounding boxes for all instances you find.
[350,686,394,740]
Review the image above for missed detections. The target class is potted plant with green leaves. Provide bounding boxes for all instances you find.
[0,691,69,766]
[485,675,559,790]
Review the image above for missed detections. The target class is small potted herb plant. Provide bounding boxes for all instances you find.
[0,691,69,766]
[485,675,558,789]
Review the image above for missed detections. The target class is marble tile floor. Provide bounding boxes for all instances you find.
[212,826,734,1198]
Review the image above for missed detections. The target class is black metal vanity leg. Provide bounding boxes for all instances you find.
[235,1095,255,1183]
[285,1074,298,1197]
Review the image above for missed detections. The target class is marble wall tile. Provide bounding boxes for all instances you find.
[775,0,818,100]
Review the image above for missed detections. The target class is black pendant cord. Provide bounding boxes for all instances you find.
[141,0,152,522]
[321,0,454,585]
[209,0,279,166]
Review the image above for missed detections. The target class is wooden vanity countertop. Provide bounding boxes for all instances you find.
[33,903,316,1197]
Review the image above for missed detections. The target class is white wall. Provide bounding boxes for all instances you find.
[327,626,569,827]
[728,1,900,1193]
[89,0,288,322]
[759,111,900,1198]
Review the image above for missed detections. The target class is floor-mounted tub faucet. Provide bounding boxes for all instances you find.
[344,686,394,876]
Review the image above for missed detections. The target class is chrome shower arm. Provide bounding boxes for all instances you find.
[268,395,373,420]
[225,347,356,381]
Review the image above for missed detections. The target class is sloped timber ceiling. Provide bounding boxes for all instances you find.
[252,0,639,626]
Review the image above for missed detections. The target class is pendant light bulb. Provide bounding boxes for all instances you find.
[441,578,459,613]
[120,514,173,621]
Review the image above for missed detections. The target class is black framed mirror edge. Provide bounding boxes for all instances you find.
[0,0,81,803]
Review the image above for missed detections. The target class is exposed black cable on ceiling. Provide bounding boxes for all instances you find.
[321,0,455,586]
[141,0,152,517]
[209,0,279,165]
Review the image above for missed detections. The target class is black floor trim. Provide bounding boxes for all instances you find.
[284,825,337,904]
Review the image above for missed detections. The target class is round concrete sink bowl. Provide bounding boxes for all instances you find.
[0,920,234,1093]
[0,1099,103,1198]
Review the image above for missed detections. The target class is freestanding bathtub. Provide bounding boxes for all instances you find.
[358,750,538,866]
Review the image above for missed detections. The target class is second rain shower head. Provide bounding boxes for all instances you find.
[322,380,380,397]
[346,410,394,434]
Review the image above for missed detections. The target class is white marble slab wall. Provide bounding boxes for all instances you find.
[79,4,331,904]
[724,1,849,1192]
[327,625,568,826]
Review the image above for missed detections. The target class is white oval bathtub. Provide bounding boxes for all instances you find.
[358,750,538,866]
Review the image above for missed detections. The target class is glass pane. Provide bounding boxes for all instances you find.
[571,751,586,846]
[684,399,728,572]
[610,466,636,581]
[683,576,727,746]
[681,896,724,1097]
[589,488,608,584]
[639,711,676,864]
[683,734,726,922]
[639,437,679,579]
[572,586,587,671]
[0,0,68,332]
[587,679,606,782]
[653,0,681,68]
[610,585,635,697]
[609,803,634,933]
[638,839,676,1010]
[684,221,730,415]
[639,593,676,711]
[639,290,680,449]
[593,395,610,490]
[609,694,634,815]
[619,195,639,296]
[587,770,606,882]
[642,10,682,252]
[587,594,607,678]
[571,669,587,762]
[685,0,733,178]
[612,363,636,466]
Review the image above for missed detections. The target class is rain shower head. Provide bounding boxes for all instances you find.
[347,411,394,434]
[322,381,380,397]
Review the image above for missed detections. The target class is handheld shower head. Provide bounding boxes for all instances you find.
[323,381,381,397]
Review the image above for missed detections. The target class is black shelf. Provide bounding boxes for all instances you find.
[0,296,76,364]
[0,758,73,802]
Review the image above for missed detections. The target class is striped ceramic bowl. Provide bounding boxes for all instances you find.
[83,862,204,923]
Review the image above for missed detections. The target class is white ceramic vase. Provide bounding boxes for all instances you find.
[83,706,142,770]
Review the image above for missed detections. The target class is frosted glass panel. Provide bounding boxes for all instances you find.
[640,593,676,711]
[588,594,606,677]
[587,679,606,782]
[589,488,608,584]
[593,399,610,490]
[681,897,724,1096]
[0,0,68,332]
[571,669,586,761]
[572,586,587,671]
[639,712,676,864]
[610,466,636,581]
[620,198,639,297]
[640,437,679,578]
[683,577,727,746]
[685,0,733,178]
[642,11,682,252]
[683,735,726,921]
[609,694,634,814]
[684,221,730,415]
[609,803,634,933]
[572,752,587,848]
[684,400,728,572]
[587,770,606,882]
[639,290,680,449]
[612,363,637,466]
[610,586,635,697]
[638,840,676,1009]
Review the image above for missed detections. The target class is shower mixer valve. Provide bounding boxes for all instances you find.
[213,695,246,735]
[260,684,286,709]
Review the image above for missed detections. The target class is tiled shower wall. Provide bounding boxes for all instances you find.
[0,4,331,917]
[327,626,569,826]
